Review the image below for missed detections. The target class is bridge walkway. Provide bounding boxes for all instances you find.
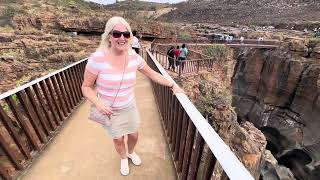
[19,73,176,180]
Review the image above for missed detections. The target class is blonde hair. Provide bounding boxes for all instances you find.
[97,16,133,52]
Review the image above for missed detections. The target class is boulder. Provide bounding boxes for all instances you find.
[261,150,296,180]
[286,38,309,56]
[181,71,267,179]
[0,33,13,43]
[232,44,320,179]
[57,18,107,33]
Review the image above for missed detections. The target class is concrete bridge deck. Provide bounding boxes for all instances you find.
[19,73,176,180]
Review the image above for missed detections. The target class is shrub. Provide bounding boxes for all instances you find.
[1,5,27,26]
[1,5,14,26]
[274,32,285,41]
[16,75,32,86]
[0,25,14,32]
[2,6,15,18]
[1,102,11,113]
[309,38,320,48]
[196,88,232,117]
[178,31,192,40]
[0,94,19,113]
[203,45,229,59]
[143,15,151,22]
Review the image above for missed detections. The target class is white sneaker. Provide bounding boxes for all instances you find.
[120,158,129,176]
[127,152,142,166]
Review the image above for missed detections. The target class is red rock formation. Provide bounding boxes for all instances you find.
[232,38,320,179]
[180,70,267,179]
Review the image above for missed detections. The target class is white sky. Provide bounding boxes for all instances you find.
[84,0,187,5]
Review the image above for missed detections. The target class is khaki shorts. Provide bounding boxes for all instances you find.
[102,101,140,139]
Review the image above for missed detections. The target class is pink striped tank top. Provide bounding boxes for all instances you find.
[85,50,146,109]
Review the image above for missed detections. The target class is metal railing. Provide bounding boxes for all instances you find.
[152,38,281,46]
[0,59,87,180]
[141,48,254,180]
[152,50,217,77]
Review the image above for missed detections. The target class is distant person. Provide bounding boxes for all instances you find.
[179,44,188,72]
[167,46,175,71]
[240,36,244,44]
[314,29,320,38]
[175,45,181,67]
[227,35,233,42]
[131,30,141,54]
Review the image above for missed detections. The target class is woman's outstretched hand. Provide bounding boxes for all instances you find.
[172,84,185,94]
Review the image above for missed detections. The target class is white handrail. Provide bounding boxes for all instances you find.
[0,58,88,100]
[146,49,254,180]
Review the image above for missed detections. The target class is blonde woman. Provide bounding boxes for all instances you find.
[81,16,184,176]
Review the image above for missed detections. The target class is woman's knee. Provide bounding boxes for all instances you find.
[113,137,125,145]
[128,132,139,141]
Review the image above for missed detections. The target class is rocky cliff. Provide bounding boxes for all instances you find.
[178,49,267,178]
[232,38,320,179]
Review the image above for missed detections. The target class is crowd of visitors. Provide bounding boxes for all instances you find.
[166,44,188,71]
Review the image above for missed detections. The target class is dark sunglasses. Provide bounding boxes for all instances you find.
[111,30,131,39]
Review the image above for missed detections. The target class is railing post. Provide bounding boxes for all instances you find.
[210,58,213,71]
[156,52,158,63]
[0,163,11,180]
[178,61,182,77]
[197,60,200,73]
[141,48,143,58]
